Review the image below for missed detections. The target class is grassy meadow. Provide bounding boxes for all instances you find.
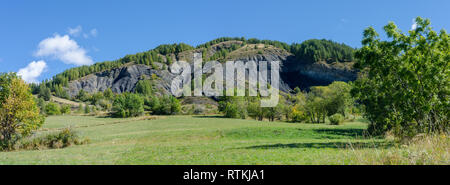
[0,115,447,165]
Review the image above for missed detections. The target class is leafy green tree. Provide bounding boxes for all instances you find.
[45,102,61,115]
[219,96,247,119]
[76,89,90,102]
[352,17,449,137]
[325,81,353,117]
[84,104,90,114]
[135,79,153,96]
[112,93,144,117]
[54,84,69,99]
[247,97,264,121]
[150,95,181,115]
[90,92,104,105]
[103,88,114,100]
[61,104,71,115]
[38,85,51,101]
[0,73,44,149]
[290,93,308,122]
[77,103,82,113]
[306,86,330,123]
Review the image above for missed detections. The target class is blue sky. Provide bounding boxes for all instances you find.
[0,0,448,83]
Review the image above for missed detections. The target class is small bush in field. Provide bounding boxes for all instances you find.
[15,128,89,150]
[329,113,344,125]
[60,104,71,115]
[45,102,61,115]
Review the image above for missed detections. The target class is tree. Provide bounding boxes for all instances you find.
[325,81,353,117]
[352,17,449,137]
[76,89,90,102]
[112,93,144,118]
[0,73,44,149]
[38,85,51,101]
[149,95,181,115]
[61,104,71,115]
[103,88,114,100]
[247,97,264,121]
[291,92,308,122]
[135,79,153,96]
[306,86,330,123]
[45,102,61,115]
[219,96,247,119]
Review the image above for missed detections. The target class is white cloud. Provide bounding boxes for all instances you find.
[411,19,418,30]
[35,34,93,66]
[68,25,82,36]
[17,60,47,83]
[82,28,98,38]
[90,29,98,37]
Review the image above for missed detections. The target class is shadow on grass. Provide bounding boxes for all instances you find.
[242,141,393,150]
[313,128,367,138]
[192,115,226,119]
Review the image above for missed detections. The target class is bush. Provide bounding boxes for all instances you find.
[15,128,89,150]
[329,113,344,125]
[145,95,181,115]
[112,93,144,118]
[45,102,61,115]
[84,104,90,114]
[291,106,308,122]
[60,104,71,115]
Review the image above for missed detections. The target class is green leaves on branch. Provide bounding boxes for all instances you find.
[352,17,449,137]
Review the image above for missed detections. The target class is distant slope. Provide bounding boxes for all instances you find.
[38,37,357,98]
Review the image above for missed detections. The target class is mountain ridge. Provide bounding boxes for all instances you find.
[35,37,357,99]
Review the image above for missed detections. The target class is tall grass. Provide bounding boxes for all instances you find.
[345,134,449,165]
[13,128,90,150]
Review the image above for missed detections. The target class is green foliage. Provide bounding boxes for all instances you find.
[45,102,61,115]
[112,93,144,118]
[0,73,44,150]
[77,103,83,113]
[103,88,114,100]
[326,81,353,117]
[15,128,89,150]
[54,84,69,99]
[145,95,181,115]
[304,82,353,123]
[329,113,344,125]
[76,89,90,102]
[35,97,46,115]
[84,104,91,114]
[352,17,449,137]
[38,85,51,101]
[291,39,354,63]
[219,96,247,119]
[60,104,71,115]
[135,79,153,96]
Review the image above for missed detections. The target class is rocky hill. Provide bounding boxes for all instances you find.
[45,38,357,99]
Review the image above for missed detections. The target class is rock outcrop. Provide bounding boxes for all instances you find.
[66,43,357,98]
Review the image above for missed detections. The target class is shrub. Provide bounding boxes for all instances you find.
[15,128,89,150]
[112,93,144,118]
[329,113,344,125]
[145,95,181,115]
[291,106,308,122]
[84,104,90,114]
[60,104,71,115]
[45,102,61,115]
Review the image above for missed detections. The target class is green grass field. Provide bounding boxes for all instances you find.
[0,115,447,165]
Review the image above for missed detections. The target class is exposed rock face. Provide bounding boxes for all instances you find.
[66,46,357,98]
[67,64,176,97]
[282,60,357,90]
